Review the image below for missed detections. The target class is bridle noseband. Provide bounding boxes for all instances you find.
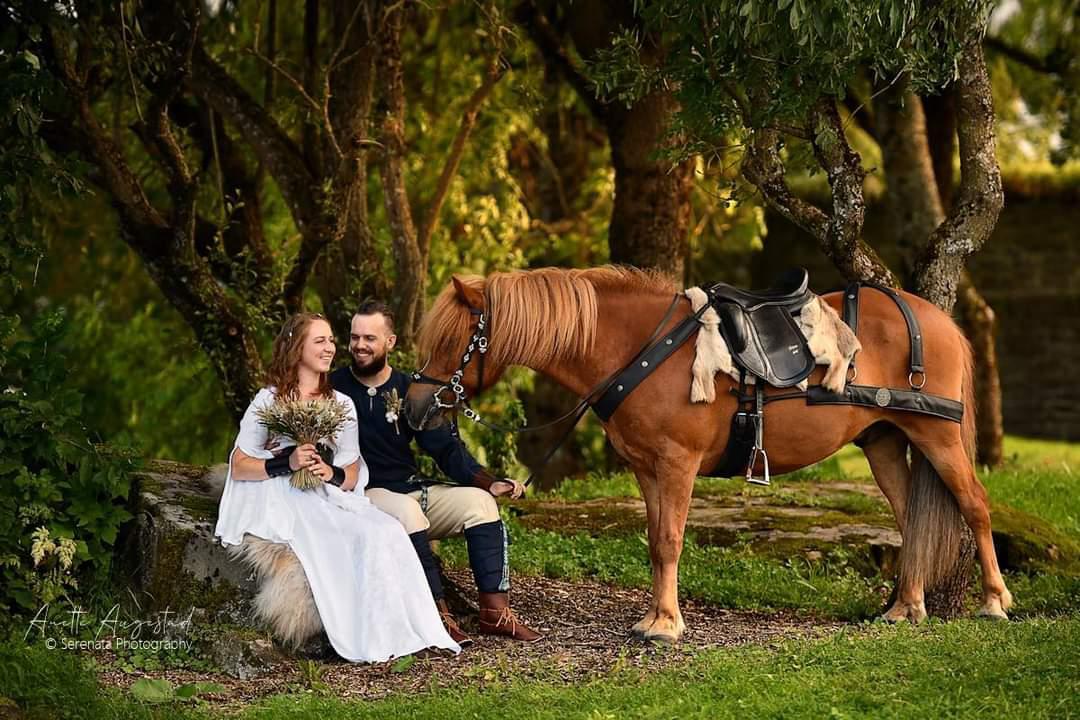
[411,307,488,431]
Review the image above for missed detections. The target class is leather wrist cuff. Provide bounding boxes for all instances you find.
[472,468,498,492]
[328,465,346,487]
[264,453,292,478]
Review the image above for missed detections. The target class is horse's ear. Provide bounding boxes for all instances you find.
[451,275,484,310]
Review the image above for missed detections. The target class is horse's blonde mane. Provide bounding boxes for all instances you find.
[418,266,675,369]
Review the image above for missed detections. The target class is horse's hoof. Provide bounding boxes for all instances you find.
[977,603,1010,621]
[880,601,927,624]
[641,631,679,645]
[1001,588,1014,611]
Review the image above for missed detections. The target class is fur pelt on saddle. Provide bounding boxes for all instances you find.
[684,287,861,402]
[229,536,322,649]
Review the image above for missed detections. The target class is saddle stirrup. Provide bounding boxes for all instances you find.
[744,385,771,486]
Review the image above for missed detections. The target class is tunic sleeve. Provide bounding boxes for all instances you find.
[235,389,275,460]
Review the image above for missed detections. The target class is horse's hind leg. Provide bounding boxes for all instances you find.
[860,426,925,622]
[861,425,911,531]
[906,424,1012,619]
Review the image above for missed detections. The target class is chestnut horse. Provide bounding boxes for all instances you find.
[405,266,1011,641]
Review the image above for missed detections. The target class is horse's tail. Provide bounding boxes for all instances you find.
[897,326,974,596]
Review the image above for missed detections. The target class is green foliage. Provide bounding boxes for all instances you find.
[129,678,224,705]
[0,307,136,613]
[5,619,1080,718]
[62,296,234,466]
[988,0,1080,164]
[591,1,994,157]
[543,470,641,502]
[254,619,1080,718]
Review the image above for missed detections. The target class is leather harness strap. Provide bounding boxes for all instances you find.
[843,282,860,335]
[805,384,963,422]
[863,283,925,383]
[591,303,706,422]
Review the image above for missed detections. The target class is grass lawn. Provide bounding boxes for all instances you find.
[2,436,1077,719]
[4,619,1078,719]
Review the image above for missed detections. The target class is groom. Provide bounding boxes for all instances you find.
[330,300,542,645]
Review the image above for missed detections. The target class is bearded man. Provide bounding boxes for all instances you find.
[330,300,542,645]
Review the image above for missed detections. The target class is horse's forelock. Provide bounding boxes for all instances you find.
[417,275,484,366]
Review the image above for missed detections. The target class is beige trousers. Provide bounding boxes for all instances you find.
[366,485,499,538]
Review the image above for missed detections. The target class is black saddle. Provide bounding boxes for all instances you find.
[705,268,815,388]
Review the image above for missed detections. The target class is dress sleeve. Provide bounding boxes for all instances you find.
[332,394,369,491]
[235,389,274,460]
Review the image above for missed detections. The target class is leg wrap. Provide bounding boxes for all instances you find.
[464,520,510,593]
[408,529,444,601]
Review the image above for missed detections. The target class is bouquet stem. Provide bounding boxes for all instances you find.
[290,467,322,490]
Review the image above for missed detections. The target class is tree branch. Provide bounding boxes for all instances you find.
[741,102,895,286]
[516,1,607,120]
[915,41,1003,311]
[984,35,1061,75]
[45,26,166,233]
[189,47,319,233]
[418,55,505,261]
[376,0,424,339]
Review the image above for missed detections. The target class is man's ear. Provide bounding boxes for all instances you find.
[452,275,484,310]
[386,333,397,352]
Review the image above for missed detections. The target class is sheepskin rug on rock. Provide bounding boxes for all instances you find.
[229,535,323,649]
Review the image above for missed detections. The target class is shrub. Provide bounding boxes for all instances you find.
[0,307,137,614]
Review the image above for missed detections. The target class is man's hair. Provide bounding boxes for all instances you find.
[354,299,395,334]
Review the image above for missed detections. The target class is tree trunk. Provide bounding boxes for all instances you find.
[923,86,1005,467]
[956,274,1004,466]
[521,0,693,283]
[605,95,694,281]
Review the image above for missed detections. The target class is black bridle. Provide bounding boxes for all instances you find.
[411,307,491,431]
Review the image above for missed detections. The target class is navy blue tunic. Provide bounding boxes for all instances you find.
[330,367,483,494]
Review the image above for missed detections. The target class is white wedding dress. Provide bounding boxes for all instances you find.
[214,387,459,662]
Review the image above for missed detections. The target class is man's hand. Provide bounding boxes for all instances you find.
[489,478,525,499]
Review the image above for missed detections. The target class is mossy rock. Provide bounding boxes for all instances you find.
[122,461,255,623]
[513,485,1079,579]
[990,502,1080,575]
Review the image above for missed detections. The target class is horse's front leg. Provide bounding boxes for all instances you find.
[640,456,698,643]
[631,467,660,637]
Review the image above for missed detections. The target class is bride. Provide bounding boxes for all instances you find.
[214,312,459,661]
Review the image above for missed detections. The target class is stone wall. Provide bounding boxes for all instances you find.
[753,195,1080,441]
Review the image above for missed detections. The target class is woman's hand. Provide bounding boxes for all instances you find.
[289,443,321,472]
[489,478,526,499]
[309,457,335,483]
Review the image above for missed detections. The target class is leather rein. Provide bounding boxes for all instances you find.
[410,293,689,486]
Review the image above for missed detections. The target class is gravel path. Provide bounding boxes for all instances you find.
[97,568,844,706]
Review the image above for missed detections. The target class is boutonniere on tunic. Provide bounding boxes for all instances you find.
[382,387,404,435]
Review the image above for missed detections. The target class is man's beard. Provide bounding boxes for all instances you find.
[351,349,387,377]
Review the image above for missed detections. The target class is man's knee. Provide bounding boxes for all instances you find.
[366,489,429,534]
[457,487,500,529]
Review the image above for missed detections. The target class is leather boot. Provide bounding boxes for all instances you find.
[477,592,543,642]
[436,599,473,647]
